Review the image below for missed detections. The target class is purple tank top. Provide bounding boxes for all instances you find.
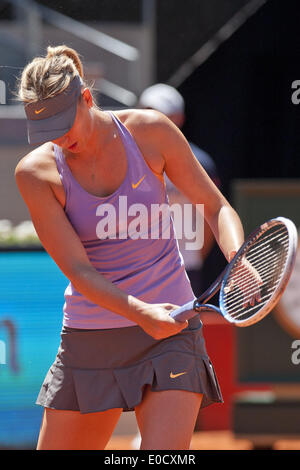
[54,111,195,329]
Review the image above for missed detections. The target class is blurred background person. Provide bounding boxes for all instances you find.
[138,83,221,297]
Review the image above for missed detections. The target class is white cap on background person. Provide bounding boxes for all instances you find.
[138,83,185,128]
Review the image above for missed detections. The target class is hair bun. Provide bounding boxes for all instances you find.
[46,45,84,78]
[46,45,59,59]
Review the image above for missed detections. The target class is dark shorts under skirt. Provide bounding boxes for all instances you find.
[36,317,223,413]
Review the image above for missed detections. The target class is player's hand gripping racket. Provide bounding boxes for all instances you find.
[171,217,298,327]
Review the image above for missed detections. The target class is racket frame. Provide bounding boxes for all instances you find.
[171,217,298,326]
[219,216,298,326]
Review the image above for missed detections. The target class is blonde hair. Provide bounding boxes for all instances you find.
[17,44,98,107]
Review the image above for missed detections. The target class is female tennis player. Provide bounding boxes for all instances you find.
[15,45,245,450]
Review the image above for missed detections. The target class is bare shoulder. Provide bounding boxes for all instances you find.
[113,109,174,175]
[114,108,173,136]
[14,142,64,210]
[15,142,55,182]
[116,108,187,157]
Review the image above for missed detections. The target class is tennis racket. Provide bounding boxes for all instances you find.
[171,217,298,327]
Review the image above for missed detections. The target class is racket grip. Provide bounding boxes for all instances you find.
[170,301,198,322]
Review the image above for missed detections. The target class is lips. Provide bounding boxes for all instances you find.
[68,142,77,150]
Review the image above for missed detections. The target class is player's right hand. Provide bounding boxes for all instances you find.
[136,302,189,340]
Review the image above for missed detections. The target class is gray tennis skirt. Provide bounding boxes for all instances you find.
[36,316,223,413]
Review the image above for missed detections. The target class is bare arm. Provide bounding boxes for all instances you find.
[15,156,188,338]
[201,219,216,260]
[152,112,244,262]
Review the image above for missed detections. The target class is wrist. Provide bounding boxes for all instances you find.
[125,295,148,322]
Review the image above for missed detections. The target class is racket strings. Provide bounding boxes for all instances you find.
[223,225,289,321]
[225,275,285,317]
[231,247,287,300]
[226,233,288,294]
[225,243,287,304]
[225,265,283,310]
[234,226,288,265]
[243,233,288,267]
[225,268,285,319]
[225,271,286,320]
[225,291,280,321]
[225,290,281,320]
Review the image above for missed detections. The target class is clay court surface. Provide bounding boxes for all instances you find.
[106,431,300,450]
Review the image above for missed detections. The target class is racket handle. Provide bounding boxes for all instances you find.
[170,301,198,322]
